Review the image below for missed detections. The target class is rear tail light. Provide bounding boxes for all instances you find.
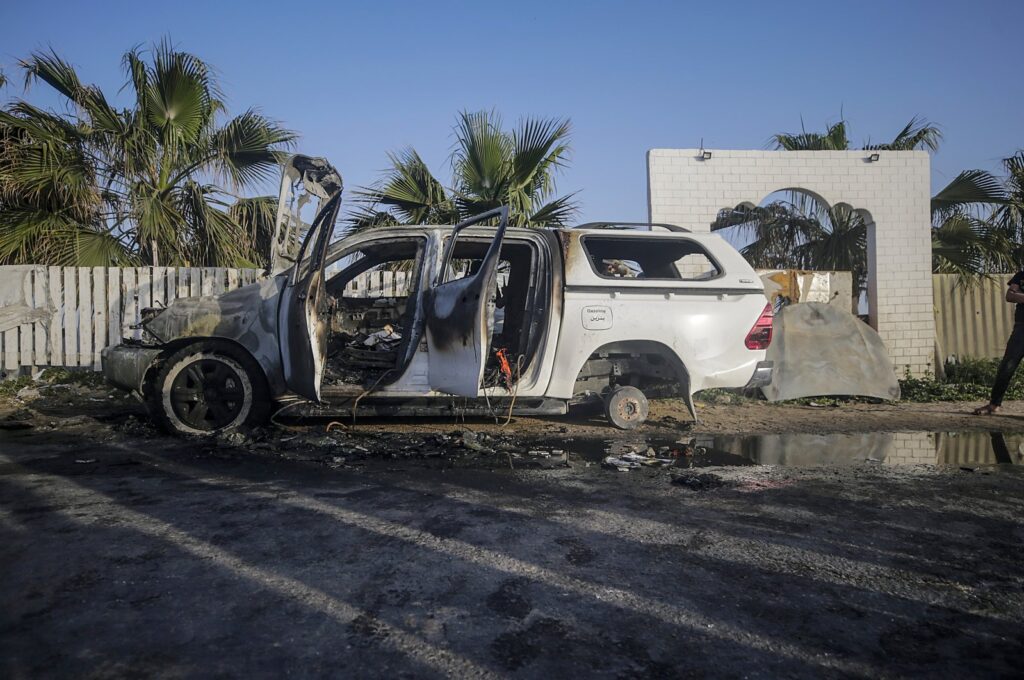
[744,303,774,350]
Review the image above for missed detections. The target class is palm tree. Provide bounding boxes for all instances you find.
[712,201,867,311]
[771,115,943,152]
[350,110,577,231]
[0,40,295,267]
[990,152,1024,266]
[930,168,1010,276]
[765,115,1019,280]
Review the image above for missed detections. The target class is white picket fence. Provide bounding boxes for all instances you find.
[343,269,415,298]
[0,265,496,378]
[0,266,262,376]
[0,265,426,377]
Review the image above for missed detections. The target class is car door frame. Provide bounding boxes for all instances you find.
[277,191,342,402]
[424,206,509,397]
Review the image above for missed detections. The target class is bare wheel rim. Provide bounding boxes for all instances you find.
[606,386,648,429]
[169,358,246,431]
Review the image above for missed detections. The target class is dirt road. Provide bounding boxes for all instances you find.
[2,385,1024,677]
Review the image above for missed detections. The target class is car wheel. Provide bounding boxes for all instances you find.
[604,385,649,430]
[148,342,270,436]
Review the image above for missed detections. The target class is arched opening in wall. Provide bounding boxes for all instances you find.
[710,189,874,321]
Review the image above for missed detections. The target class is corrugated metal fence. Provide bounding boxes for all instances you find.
[933,273,1015,361]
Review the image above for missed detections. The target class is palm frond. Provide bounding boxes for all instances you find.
[357,147,453,224]
[509,116,571,192]
[210,109,296,189]
[866,116,942,152]
[991,152,1024,252]
[526,193,578,228]
[930,214,1009,277]
[343,206,403,236]
[144,42,213,146]
[20,49,85,101]
[452,110,512,207]
[228,195,277,268]
[772,120,849,151]
[931,169,1007,219]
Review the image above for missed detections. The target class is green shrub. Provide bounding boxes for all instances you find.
[898,357,1024,403]
[0,376,34,397]
[37,368,106,388]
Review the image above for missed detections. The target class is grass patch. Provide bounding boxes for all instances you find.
[0,376,34,397]
[0,368,107,398]
[36,368,107,388]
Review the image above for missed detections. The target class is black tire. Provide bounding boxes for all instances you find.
[604,385,649,430]
[147,341,270,436]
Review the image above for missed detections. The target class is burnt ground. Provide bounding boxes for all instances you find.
[2,383,1024,678]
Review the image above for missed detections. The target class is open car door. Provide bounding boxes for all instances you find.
[425,207,509,396]
[276,156,343,402]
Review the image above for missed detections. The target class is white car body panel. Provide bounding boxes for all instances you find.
[545,229,768,400]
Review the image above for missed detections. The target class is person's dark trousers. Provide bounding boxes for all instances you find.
[991,322,1024,406]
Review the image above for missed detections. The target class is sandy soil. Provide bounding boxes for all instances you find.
[3,379,1023,441]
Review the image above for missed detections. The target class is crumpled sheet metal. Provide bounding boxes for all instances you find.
[761,302,901,402]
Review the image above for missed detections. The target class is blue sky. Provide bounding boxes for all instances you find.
[1,0,1021,223]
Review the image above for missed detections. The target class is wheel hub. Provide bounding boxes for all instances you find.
[169,358,245,431]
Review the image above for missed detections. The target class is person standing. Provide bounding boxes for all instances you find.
[974,270,1024,415]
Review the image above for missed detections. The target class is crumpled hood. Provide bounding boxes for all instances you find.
[143,278,284,344]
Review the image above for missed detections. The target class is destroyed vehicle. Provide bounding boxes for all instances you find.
[102,155,773,434]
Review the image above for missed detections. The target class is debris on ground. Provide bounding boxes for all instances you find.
[15,385,41,401]
[671,471,728,490]
[602,446,676,472]
[456,430,488,452]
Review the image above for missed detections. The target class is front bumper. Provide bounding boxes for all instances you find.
[744,360,774,389]
[101,344,163,394]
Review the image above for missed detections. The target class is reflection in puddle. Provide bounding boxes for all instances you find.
[699,431,1024,467]
[700,431,1024,467]
[570,432,1024,468]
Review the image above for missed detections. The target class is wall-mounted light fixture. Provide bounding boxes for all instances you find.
[701,150,712,160]
[868,153,880,162]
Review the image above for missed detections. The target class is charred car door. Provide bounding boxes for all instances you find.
[425,207,509,396]
[276,156,343,401]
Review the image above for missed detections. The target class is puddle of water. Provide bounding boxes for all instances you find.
[559,431,1024,468]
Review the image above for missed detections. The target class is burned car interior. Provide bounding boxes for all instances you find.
[317,234,548,392]
[323,239,424,388]
[445,238,546,387]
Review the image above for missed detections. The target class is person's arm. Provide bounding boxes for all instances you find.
[1007,283,1024,304]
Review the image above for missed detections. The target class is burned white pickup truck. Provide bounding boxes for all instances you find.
[102,155,773,434]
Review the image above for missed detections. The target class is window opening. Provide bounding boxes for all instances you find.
[582,236,722,281]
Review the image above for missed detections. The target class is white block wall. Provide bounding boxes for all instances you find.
[647,149,935,376]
